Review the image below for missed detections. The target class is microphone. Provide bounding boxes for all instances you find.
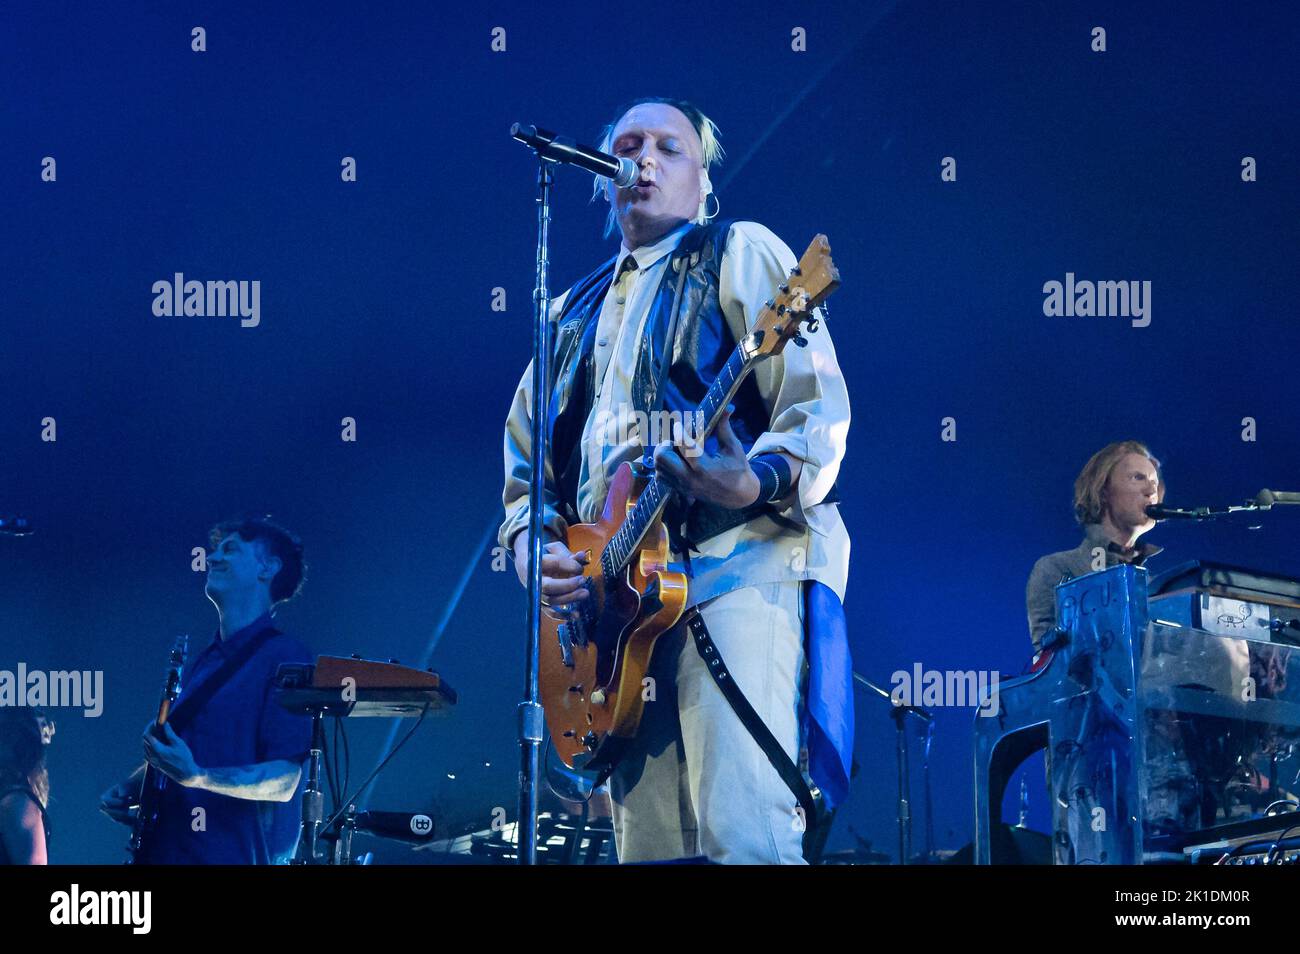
[1256,489,1300,508]
[510,123,640,188]
[1145,504,1200,521]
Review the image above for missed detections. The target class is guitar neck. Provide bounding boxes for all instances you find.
[128,635,188,861]
[601,337,763,578]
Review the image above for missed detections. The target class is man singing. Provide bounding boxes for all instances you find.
[100,518,313,864]
[500,98,852,864]
[1026,440,1165,651]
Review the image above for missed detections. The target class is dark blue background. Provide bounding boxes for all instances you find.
[3,0,1297,863]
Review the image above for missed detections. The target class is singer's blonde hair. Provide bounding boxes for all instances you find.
[1073,440,1165,526]
[590,97,724,239]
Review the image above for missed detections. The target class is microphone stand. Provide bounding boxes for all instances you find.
[507,122,633,865]
[1150,502,1268,520]
[1148,490,1300,522]
[294,709,326,864]
[516,153,558,866]
[853,671,933,864]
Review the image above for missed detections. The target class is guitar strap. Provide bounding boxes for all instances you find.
[648,247,695,406]
[684,610,819,854]
[166,626,282,734]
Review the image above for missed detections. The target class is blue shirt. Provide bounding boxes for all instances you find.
[143,612,313,864]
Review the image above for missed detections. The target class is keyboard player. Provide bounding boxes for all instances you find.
[1026,440,1165,653]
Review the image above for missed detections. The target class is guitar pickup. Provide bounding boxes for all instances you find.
[569,580,593,647]
[555,623,574,668]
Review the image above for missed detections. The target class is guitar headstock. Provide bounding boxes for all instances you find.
[163,635,189,693]
[168,634,189,668]
[748,234,840,358]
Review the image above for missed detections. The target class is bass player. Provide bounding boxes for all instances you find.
[99,517,314,864]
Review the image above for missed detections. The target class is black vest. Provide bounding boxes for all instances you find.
[545,220,794,549]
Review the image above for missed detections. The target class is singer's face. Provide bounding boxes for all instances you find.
[606,104,705,248]
[1103,453,1161,532]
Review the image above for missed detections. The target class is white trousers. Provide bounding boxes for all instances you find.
[608,580,807,864]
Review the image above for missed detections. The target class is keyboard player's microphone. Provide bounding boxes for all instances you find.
[1144,504,1197,521]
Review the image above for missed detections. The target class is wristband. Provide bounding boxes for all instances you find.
[749,453,793,504]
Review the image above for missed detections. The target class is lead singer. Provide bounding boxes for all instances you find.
[499,98,853,864]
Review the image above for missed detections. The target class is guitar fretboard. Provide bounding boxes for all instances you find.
[600,337,761,581]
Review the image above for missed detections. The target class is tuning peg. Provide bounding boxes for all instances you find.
[793,334,808,348]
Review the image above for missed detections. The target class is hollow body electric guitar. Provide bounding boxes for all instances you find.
[126,634,188,864]
[539,235,841,779]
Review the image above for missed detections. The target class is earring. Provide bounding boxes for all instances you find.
[704,192,721,221]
